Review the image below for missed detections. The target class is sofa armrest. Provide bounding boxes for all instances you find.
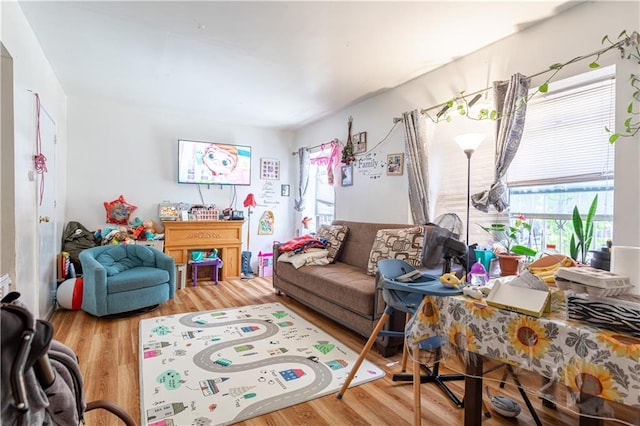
[272,243,281,276]
[79,248,109,316]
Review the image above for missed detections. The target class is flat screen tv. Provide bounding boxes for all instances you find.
[178,139,252,186]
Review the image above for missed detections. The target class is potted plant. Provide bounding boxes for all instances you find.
[480,215,537,276]
[570,195,598,265]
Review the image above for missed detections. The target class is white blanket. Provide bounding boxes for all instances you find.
[278,249,330,269]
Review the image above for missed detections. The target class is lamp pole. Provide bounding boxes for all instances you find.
[454,133,485,281]
[464,149,473,279]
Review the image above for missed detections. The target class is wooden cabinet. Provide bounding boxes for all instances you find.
[162,220,243,280]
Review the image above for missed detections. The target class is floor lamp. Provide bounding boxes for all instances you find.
[454,133,485,280]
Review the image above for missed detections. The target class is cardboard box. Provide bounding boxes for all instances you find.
[486,281,551,317]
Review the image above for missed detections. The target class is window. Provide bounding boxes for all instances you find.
[507,67,615,257]
[300,149,335,233]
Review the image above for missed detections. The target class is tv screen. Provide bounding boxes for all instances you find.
[178,139,252,186]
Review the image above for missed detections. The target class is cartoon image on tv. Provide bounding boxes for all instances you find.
[202,144,238,177]
[178,140,251,185]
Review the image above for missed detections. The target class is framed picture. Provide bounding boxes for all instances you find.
[354,131,367,154]
[280,184,290,197]
[386,153,404,176]
[260,158,280,180]
[341,164,353,186]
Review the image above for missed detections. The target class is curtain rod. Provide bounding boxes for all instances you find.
[291,139,338,155]
[392,33,633,123]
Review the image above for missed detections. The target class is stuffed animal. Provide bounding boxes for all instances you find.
[143,220,157,240]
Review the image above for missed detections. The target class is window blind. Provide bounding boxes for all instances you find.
[507,77,616,186]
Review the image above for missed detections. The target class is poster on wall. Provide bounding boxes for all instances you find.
[341,164,353,186]
[260,158,280,180]
[258,210,275,235]
[386,153,404,176]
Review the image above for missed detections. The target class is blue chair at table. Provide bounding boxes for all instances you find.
[337,259,464,425]
[79,244,176,317]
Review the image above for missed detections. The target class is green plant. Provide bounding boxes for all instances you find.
[479,215,537,257]
[569,195,599,264]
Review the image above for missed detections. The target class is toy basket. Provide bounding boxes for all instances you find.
[191,207,220,221]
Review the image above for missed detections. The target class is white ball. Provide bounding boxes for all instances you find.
[57,277,84,310]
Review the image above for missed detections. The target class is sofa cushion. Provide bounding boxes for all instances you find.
[276,261,381,317]
[366,226,425,276]
[316,224,349,263]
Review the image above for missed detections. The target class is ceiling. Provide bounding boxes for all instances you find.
[18,1,576,131]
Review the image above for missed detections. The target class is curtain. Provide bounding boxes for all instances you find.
[403,110,430,224]
[294,147,310,212]
[471,73,531,212]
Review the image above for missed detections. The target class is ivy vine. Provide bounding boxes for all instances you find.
[424,30,640,144]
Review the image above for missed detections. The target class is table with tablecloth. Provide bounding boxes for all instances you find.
[406,292,640,425]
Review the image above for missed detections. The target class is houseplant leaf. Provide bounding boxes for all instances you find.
[511,245,537,257]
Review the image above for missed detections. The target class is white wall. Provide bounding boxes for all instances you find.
[1,2,68,317]
[295,1,640,247]
[66,97,295,264]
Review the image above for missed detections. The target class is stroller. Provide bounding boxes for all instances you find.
[1,292,135,425]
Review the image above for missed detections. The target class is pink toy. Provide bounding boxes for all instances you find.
[468,260,489,286]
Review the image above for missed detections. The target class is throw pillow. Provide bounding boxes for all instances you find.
[316,224,349,263]
[366,226,425,276]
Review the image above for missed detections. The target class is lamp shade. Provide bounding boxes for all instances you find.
[454,133,485,152]
[243,193,256,208]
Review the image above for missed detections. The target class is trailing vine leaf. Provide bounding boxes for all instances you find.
[539,82,549,93]
[609,133,619,144]
[589,62,600,68]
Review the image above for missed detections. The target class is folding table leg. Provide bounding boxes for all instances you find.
[337,306,392,399]
[413,342,422,426]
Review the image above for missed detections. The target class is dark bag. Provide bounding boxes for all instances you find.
[61,221,99,274]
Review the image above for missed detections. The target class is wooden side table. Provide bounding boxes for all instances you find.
[188,258,223,286]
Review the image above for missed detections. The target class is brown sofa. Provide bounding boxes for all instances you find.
[273,220,441,357]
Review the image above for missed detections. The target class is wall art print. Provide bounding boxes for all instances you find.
[260,158,280,180]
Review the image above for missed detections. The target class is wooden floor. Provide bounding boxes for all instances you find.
[49,277,623,425]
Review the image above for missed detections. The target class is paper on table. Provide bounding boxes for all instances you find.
[486,281,550,317]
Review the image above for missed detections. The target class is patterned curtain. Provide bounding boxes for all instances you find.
[403,110,430,224]
[294,147,310,212]
[471,73,531,212]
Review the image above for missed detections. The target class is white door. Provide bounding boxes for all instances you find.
[37,102,56,318]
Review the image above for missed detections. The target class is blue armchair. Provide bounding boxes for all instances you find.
[79,244,175,317]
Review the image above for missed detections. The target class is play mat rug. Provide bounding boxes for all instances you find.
[139,302,385,425]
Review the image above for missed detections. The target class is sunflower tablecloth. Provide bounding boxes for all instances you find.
[406,294,640,410]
